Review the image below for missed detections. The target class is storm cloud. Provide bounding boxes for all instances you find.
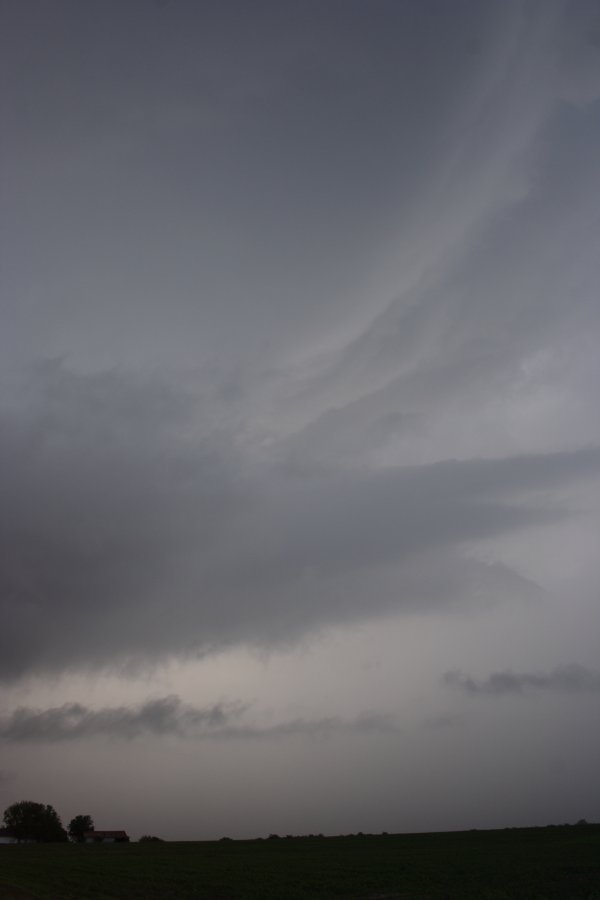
[0,698,398,743]
[2,0,600,837]
[1,362,599,679]
[2,1,600,683]
[444,665,600,696]
[0,696,241,742]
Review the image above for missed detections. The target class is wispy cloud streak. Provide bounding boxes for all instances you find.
[0,697,243,742]
[444,664,600,696]
[0,698,399,743]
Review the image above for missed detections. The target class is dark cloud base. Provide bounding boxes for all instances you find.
[0,696,399,743]
[1,364,600,681]
[444,664,600,696]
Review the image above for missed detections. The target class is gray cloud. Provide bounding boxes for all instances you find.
[421,714,465,730]
[212,712,401,743]
[1,363,599,680]
[1,1,599,684]
[444,664,600,696]
[0,698,398,743]
[0,696,243,742]
[1,0,600,838]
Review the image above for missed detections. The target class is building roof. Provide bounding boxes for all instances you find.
[84,830,129,839]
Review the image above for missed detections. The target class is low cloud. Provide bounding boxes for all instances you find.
[0,697,399,743]
[444,664,600,696]
[218,712,401,742]
[421,714,465,730]
[0,696,243,742]
[1,363,599,681]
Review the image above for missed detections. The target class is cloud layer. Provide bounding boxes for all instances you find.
[0,696,238,742]
[1,363,599,679]
[1,1,600,688]
[2,2,600,838]
[444,664,600,696]
[0,696,398,743]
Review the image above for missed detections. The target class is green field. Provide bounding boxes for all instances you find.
[1,826,599,899]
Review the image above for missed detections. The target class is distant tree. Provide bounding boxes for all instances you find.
[68,814,94,843]
[3,801,68,842]
[139,834,163,842]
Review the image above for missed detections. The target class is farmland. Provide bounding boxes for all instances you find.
[1,825,599,899]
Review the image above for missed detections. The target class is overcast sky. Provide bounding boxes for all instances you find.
[1,0,600,841]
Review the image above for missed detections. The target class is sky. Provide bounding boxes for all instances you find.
[1,0,600,841]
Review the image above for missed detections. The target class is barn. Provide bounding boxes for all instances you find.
[84,830,129,843]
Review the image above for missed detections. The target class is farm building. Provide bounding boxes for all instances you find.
[84,830,129,843]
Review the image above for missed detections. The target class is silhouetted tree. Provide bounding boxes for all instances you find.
[3,801,67,842]
[68,814,94,842]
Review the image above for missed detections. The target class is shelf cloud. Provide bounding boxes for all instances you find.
[1,364,599,680]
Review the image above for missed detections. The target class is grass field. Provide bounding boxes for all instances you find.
[1,825,599,899]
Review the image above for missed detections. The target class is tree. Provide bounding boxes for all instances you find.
[3,801,68,842]
[68,814,94,843]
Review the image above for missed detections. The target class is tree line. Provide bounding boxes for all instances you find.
[2,801,94,843]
